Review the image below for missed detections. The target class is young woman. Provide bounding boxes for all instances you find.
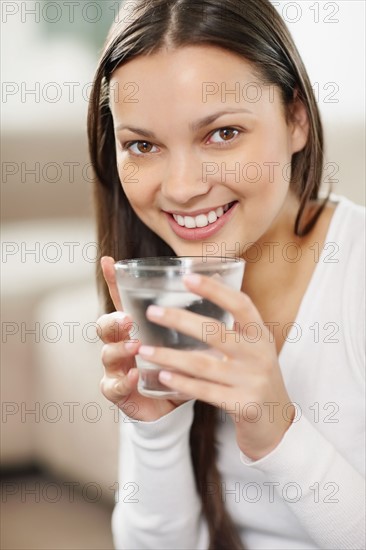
[87,1,365,548]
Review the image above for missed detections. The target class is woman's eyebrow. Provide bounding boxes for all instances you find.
[115,108,254,138]
[115,125,156,138]
[190,108,254,132]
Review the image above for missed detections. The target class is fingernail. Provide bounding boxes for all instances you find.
[115,311,129,320]
[125,342,137,351]
[127,368,136,379]
[139,345,155,356]
[159,370,172,381]
[183,274,201,286]
[146,305,164,317]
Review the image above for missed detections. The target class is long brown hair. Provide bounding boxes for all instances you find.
[87,1,327,547]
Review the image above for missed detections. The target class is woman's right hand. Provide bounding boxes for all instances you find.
[97,256,189,422]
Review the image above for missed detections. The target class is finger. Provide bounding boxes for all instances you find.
[138,345,234,386]
[101,340,139,373]
[145,304,248,358]
[157,369,230,406]
[183,273,263,326]
[97,311,136,343]
[100,368,139,406]
[101,256,123,311]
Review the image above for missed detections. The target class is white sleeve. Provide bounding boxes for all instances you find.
[239,405,366,550]
[112,399,210,549]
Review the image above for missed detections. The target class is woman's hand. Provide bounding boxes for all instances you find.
[137,273,295,460]
[97,256,191,422]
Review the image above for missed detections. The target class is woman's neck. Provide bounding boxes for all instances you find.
[241,193,335,320]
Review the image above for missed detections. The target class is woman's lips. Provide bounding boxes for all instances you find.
[164,201,238,241]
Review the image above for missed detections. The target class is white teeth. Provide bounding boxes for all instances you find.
[195,214,209,227]
[207,211,217,223]
[184,216,196,228]
[172,202,232,228]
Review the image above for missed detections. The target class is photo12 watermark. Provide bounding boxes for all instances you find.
[200,240,340,264]
[1,319,140,344]
[2,161,95,185]
[1,400,141,425]
[202,80,340,104]
[1,240,140,265]
[201,319,340,346]
[201,479,340,504]
[209,400,340,425]
[1,81,139,105]
[1,479,139,504]
[1,1,133,24]
[1,2,341,26]
[201,160,339,186]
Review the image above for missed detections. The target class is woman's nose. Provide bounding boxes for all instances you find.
[160,155,212,205]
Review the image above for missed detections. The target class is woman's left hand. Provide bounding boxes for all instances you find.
[138,273,295,461]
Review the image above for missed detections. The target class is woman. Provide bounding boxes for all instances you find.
[87,0,365,548]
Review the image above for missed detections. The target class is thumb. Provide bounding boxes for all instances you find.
[101,256,123,311]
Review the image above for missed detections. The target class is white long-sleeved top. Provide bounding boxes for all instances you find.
[112,195,365,550]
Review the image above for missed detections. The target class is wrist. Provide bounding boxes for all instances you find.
[238,403,296,461]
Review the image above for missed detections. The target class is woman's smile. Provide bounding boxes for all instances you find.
[163,200,239,240]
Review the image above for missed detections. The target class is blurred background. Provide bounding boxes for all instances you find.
[1,1,365,549]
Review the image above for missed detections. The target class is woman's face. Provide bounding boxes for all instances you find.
[109,45,308,257]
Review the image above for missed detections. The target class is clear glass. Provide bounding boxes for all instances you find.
[114,256,245,399]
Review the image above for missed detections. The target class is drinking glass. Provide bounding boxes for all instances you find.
[114,256,245,399]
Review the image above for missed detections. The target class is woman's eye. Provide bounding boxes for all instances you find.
[208,127,239,145]
[124,141,159,155]
[122,127,240,155]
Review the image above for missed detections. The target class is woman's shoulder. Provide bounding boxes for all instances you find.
[328,193,365,225]
[329,195,365,375]
[322,193,365,251]
[306,193,364,299]
[304,193,364,265]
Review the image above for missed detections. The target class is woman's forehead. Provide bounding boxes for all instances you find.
[108,45,280,114]
[110,44,259,83]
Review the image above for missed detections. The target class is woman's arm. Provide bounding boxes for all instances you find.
[137,271,365,549]
[112,399,210,549]
[240,406,365,550]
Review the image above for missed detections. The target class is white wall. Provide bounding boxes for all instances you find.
[273,1,365,123]
[272,1,365,204]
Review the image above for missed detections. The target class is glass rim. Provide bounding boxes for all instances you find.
[114,256,244,272]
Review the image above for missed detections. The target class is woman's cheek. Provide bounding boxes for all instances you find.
[117,162,144,205]
[118,165,162,230]
[233,159,275,199]
[237,128,292,190]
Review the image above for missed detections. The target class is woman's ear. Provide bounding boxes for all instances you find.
[288,89,310,154]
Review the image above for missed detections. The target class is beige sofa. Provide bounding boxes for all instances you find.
[1,132,119,499]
